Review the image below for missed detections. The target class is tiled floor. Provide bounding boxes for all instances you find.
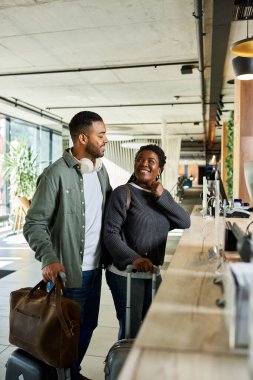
[0,187,199,380]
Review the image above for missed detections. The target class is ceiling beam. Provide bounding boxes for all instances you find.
[0,61,198,77]
[0,96,67,127]
[108,122,203,126]
[47,101,233,110]
[47,102,201,110]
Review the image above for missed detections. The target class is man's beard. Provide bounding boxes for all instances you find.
[86,144,103,158]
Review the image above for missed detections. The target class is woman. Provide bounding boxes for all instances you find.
[103,144,191,339]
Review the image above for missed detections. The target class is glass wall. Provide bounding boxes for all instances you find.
[39,127,62,172]
[0,114,62,216]
[52,133,63,163]
[0,116,7,215]
[9,118,38,150]
[40,128,50,172]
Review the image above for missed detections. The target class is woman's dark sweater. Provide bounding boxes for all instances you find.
[103,183,191,270]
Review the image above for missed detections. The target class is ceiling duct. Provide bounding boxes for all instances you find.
[193,0,206,157]
[207,0,234,156]
[233,0,253,21]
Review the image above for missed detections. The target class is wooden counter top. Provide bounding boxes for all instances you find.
[119,211,252,379]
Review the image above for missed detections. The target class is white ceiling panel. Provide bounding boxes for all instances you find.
[0,0,244,160]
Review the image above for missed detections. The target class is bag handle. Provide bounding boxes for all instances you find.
[26,277,74,338]
[26,280,47,295]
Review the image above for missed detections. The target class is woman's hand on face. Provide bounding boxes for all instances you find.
[132,257,153,272]
[150,181,164,198]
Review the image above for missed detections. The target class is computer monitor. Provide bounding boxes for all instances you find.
[231,222,252,262]
[207,170,229,206]
[216,170,229,206]
[244,161,253,202]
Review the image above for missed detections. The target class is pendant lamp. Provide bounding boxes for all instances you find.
[232,56,253,80]
[231,37,253,57]
[231,18,253,79]
[231,17,253,57]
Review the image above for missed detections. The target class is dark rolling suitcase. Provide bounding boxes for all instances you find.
[104,264,159,380]
[5,348,71,380]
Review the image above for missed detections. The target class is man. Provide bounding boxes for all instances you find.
[23,111,111,380]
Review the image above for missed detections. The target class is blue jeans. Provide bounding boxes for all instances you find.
[64,268,102,376]
[106,270,161,340]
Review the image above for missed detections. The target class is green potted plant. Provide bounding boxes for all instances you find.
[3,139,38,225]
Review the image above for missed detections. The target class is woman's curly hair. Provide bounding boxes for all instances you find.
[135,144,166,172]
[128,144,167,183]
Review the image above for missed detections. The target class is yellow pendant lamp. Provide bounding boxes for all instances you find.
[231,18,253,79]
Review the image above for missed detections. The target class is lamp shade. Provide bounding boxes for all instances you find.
[232,56,253,80]
[231,37,253,57]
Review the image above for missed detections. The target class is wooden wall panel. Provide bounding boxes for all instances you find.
[234,79,253,203]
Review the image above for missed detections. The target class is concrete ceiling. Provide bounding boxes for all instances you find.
[0,0,245,162]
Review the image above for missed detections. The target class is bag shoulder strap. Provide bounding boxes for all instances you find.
[55,278,73,338]
[124,184,131,211]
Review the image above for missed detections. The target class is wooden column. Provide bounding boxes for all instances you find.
[233,79,253,203]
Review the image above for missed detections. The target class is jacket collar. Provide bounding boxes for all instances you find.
[63,148,107,183]
[63,148,79,169]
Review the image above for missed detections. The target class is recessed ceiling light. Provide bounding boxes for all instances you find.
[107,134,134,141]
[121,142,149,149]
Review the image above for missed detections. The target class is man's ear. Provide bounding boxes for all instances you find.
[79,133,88,145]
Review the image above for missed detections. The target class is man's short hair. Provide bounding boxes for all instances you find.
[69,111,103,142]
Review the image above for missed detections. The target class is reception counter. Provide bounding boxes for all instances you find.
[119,208,252,379]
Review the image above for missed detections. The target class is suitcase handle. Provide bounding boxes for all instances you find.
[126,264,159,274]
[126,264,159,299]
[58,271,66,287]
[125,264,159,339]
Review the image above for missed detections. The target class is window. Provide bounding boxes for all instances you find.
[0,116,7,214]
[0,115,63,218]
[52,132,62,163]
[40,128,50,172]
[10,118,38,150]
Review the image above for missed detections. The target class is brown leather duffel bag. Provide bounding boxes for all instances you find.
[9,277,80,368]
